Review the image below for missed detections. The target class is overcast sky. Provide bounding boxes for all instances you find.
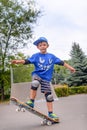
[23,0,87,60]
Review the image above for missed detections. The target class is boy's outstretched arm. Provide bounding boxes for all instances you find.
[64,62,76,73]
[11,60,25,64]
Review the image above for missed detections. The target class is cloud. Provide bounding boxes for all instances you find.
[23,0,87,60]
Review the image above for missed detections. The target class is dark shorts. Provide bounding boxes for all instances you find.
[32,75,51,93]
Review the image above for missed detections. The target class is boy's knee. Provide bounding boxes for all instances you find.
[45,92,54,102]
[31,80,40,90]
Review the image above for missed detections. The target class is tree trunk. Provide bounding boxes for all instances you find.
[1,80,4,101]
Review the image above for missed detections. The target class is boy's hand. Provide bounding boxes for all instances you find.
[11,60,18,64]
[64,63,76,73]
[11,60,25,64]
[70,68,76,73]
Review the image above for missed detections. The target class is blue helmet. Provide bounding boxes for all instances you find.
[33,37,48,46]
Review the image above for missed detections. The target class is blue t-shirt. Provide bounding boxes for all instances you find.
[27,52,64,81]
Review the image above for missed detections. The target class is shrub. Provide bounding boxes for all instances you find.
[54,84,69,97]
[54,85,87,97]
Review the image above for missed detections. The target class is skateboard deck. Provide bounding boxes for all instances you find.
[11,97,59,125]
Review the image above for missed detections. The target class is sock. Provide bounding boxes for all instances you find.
[30,99,34,103]
[48,111,53,115]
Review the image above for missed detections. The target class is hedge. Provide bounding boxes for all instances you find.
[54,85,87,97]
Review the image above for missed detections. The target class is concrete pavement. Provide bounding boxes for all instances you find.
[0,94,87,130]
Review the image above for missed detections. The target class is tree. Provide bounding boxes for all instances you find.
[0,0,41,100]
[11,52,34,83]
[66,42,87,86]
[52,65,68,84]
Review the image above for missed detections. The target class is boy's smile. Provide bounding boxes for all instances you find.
[37,42,49,54]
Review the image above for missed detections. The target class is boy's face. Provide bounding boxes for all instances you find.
[37,42,49,54]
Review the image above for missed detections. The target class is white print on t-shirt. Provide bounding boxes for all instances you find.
[38,57,53,71]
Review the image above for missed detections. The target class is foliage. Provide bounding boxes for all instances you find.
[66,42,87,86]
[12,65,34,83]
[68,86,87,95]
[0,70,10,99]
[54,85,87,97]
[0,0,41,100]
[54,84,69,97]
[52,65,68,84]
[52,43,87,87]
[0,0,41,66]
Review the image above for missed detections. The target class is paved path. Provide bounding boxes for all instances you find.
[0,94,87,130]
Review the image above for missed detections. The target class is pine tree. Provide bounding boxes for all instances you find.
[66,42,87,86]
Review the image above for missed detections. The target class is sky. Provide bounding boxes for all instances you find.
[23,0,87,60]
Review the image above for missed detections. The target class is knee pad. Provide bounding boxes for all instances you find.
[45,92,54,102]
[31,80,40,90]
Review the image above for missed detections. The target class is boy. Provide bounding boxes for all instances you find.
[12,37,75,119]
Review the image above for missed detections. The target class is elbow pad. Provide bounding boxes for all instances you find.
[59,60,64,66]
[24,59,31,64]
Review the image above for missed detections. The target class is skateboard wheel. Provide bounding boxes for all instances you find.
[47,121,52,126]
[41,119,47,125]
[21,108,25,112]
[16,107,21,112]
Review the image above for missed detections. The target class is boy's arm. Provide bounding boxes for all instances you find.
[11,60,25,64]
[64,62,76,73]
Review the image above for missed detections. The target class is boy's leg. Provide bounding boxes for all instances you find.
[40,79,58,119]
[29,89,37,99]
[45,92,58,119]
[26,80,40,108]
[46,101,53,112]
[45,92,54,112]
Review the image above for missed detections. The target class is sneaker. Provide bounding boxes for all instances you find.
[48,113,58,119]
[26,100,34,108]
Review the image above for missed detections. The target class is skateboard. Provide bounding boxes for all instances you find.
[10,97,59,125]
